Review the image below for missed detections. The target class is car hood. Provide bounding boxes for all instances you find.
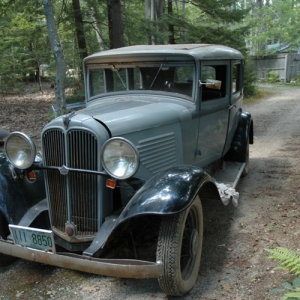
[79,94,193,136]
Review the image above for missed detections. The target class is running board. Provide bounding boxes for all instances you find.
[213,161,246,206]
[214,161,246,188]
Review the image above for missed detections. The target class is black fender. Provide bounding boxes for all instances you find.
[117,165,221,222]
[84,165,222,255]
[0,151,46,225]
[0,127,10,144]
[225,111,253,162]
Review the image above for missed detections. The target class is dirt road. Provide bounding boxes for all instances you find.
[1,84,300,299]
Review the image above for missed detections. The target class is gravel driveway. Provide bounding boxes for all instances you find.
[1,84,300,299]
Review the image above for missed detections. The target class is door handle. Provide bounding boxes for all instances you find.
[228,104,236,110]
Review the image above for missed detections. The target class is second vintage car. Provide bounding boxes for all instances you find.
[0,44,253,296]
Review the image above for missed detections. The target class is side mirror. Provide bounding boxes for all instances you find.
[199,79,222,90]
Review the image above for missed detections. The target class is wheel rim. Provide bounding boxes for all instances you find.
[180,205,200,280]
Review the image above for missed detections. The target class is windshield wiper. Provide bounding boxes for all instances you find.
[111,65,126,89]
[150,63,163,89]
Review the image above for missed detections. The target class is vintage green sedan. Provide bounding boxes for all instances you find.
[0,44,253,296]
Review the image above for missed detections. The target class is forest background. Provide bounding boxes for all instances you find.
[1,0,300,113]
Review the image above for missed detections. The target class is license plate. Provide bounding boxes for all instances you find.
[9,225,56,253]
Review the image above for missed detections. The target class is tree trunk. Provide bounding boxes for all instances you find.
[145,0,151,19]
[145,0,165,44]
[156,0,164,19]
[255,0,265,53]
[156,0,165,44]
[167,0,175,44]
[180,0,187,40]
[145,0,155,44]
[71,0,88,60]
[42,0,66,115]
[89,2,105,51]
[107,0,124,49]
[256,0,263,9]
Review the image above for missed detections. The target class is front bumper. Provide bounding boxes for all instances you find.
[0,240,163,278]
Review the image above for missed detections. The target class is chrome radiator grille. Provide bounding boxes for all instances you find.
[43,129,98,239]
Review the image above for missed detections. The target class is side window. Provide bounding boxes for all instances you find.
[232,63,241,93]
[201,65,227,101]
[201,66,216,82]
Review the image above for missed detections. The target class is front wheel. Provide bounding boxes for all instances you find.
[156,196,203,296]
[0,213,17,266]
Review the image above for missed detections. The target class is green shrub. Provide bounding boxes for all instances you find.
[291,71,300,85]
[267,70,280,83]
[244,58,258,97]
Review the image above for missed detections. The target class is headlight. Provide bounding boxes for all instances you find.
[101,138,139,180]
[4,132,36,169]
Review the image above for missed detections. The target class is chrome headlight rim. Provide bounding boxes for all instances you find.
[4,132,36,170]
[101,137,140,180]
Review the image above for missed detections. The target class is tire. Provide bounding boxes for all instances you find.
[0,213,17,266]
[242,137,249,177]
[156,196,203,296]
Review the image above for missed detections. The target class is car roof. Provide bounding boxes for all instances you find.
[84,44,244,64]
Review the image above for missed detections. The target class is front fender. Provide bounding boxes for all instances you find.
[84,165,222,254]
[0,152,46,224]
[117,165,219,224]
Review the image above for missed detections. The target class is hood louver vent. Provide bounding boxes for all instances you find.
[137,132,177,174]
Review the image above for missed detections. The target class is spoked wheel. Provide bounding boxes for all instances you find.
[156,196,203,296]
[0,213,16,266]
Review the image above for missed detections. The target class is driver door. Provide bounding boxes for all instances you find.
[194,61,230,168]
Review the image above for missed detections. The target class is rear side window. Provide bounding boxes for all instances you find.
[232,63,242,94]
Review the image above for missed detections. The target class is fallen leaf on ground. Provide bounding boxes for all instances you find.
[81,285,99,292]
[226,261,234,267]
[221,283,232,292]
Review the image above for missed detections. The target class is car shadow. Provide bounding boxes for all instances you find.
[200,197,237,274]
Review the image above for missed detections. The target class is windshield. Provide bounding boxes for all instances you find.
[87,62,195,101]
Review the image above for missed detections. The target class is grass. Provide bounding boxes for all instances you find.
[244,81,300,105]
[244,86,277,105]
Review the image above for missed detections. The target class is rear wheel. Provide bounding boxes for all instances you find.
[0,213,16,266]
[156,196,203,296]
[242,137,249,177]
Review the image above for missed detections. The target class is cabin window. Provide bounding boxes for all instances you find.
[232,63,241,94]
[201,65,227,101]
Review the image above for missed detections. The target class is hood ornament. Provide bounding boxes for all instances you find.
[63,111,76,129]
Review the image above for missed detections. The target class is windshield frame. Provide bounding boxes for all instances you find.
[86,61,196,102]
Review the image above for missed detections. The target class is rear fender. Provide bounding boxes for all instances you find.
[225,111,253,162]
